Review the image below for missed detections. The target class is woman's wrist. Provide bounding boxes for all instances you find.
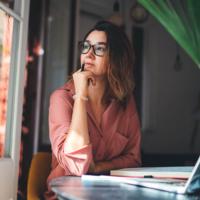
[73,94,88,101]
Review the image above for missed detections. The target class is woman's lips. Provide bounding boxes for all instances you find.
[85,63,94,68]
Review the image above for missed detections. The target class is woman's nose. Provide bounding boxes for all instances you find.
[86,47,95,58]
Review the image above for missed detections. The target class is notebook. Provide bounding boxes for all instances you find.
[110,166,192,179]
[82,156,200,194]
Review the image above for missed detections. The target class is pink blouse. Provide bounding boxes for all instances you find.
[45,81,141,198]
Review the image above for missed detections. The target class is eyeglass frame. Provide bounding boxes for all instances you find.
[78,40,108,57]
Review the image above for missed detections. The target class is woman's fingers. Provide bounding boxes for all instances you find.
[72,69,96,95]
[88,77,96,86]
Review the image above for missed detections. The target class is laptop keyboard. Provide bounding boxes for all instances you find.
[164,180,186,186]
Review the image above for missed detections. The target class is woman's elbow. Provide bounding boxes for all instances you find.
[70,162,89,176]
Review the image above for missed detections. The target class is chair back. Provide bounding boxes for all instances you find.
[27,152,51,200]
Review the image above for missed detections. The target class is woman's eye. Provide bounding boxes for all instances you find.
[83,44,90,50]
[96,46,105,52]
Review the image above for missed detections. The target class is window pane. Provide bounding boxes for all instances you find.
[0,0,14,9]
[0,8,13,157]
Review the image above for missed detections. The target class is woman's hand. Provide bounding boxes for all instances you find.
[88,160,96,173]
[87,161,104,174]
[73,69,95,97]
[88,161,113,174]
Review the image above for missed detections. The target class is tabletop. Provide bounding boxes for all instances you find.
[50,176,200,200]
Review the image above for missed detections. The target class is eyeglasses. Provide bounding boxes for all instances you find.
[78,41,107,57]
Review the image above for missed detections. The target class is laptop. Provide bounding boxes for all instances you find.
[127,156,200,194]
[82,156,200,194]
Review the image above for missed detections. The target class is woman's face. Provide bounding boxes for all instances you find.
[80,30,108,78]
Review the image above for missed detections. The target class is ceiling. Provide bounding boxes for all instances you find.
[80,0,123,19]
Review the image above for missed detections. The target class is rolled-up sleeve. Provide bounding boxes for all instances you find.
[49,90,93,176]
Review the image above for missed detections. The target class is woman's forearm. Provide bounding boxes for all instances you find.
[65,97,90,152]
[89,153,141,174]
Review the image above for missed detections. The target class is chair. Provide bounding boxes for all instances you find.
[27,152,52,200]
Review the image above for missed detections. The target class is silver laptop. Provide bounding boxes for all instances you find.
[82,156,200,194]
[126,156,200,194]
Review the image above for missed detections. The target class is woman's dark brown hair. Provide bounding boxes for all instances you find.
[83,21,135,108]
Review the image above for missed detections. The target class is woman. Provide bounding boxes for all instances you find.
[45,21,141,199]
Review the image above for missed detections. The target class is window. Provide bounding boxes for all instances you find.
[0,8,13,157]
